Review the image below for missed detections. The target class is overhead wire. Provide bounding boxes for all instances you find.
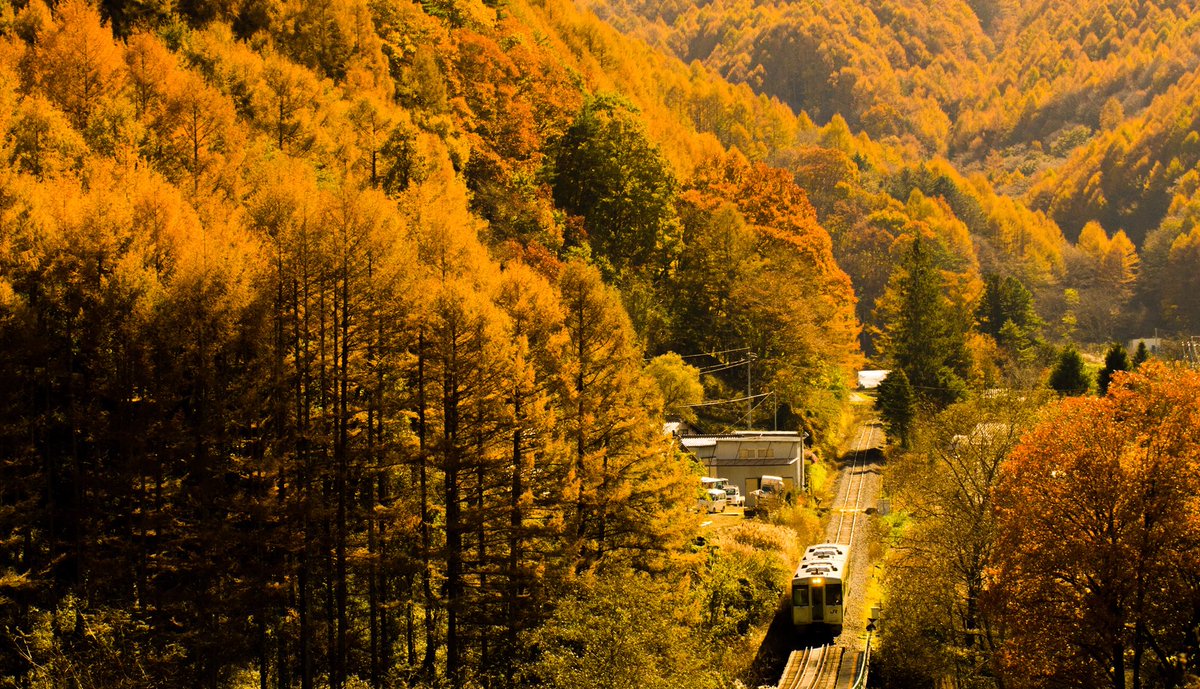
[697,358,750,374]
[679,347,750,360]
[681,392,772,408]
[717,393,776,435]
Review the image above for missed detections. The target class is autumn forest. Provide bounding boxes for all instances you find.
[2,0,1200,687]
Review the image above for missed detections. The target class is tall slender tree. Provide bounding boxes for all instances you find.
[875,235,969,408]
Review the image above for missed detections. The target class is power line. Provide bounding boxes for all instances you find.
[698,359,750,374]
[679,347,750,360]
[681,392,772,408]
[718,393,776,435]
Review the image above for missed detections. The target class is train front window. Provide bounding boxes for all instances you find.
[793,585,809,606]
[826,584,843,606]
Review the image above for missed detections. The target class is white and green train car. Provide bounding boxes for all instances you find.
[791,543,848,631]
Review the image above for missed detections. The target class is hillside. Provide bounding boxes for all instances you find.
[582,0,1200,164]
[583,0,1200,339]
[0,0,871,686]
[4,0,1200,686]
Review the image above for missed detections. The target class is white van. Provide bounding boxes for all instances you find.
[723,485,745,507]
[697,488,728,513]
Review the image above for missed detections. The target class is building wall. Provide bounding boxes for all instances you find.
[704,460,801,496]
[684,434,807,495]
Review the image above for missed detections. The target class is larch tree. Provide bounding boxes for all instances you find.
[259,53,320,154]
[415,275,515,689]
[32,0,124,132]
[8,95,86,179]
[558,260,693,574]
[493,262,573,687]
[164,70,238,193]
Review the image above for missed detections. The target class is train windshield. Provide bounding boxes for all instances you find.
[826,584,843,606]
[792,585,809,606]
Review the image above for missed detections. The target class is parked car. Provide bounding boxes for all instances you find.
[697,488,728,513]
[723,485,745,507]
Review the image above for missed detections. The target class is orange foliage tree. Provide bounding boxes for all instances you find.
[991,362,1200,689]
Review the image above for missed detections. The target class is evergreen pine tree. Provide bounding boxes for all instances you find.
[875,236,968,408]
[1049,346,1091,396]
[876,369,915,448]
[1098,342,1130,395]
[1132,341,1150,368]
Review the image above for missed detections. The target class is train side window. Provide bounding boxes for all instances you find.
[793,585,809,606]
[826,584,843,606]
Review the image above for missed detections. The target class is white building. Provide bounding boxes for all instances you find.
[857,370,889,389]
[680,431,808,496]
[1128,337,1162,355]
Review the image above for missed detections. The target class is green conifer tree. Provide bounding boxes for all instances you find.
[876,369,916,448]
[1049,346,1091,396]
[1098,342,1130,395]
[875,236,968,408]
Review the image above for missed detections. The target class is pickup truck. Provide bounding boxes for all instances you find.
[748,475,785,516]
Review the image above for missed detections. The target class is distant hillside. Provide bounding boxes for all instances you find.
[582,0,1200,168]
[582,0,1200,336]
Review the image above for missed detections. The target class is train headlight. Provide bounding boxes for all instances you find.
[812,578,823,586]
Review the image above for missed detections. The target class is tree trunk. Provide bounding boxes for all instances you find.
[418,331,438,679]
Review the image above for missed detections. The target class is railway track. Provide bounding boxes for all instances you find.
[776,422,880,689]
[778,645,868,689]
[829,422,878,548]
[778,646,843,689]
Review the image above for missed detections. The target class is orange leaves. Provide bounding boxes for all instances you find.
[682,150,862,410]
[992,362,1200,687]
[690,150,826,255]
[32,0,124,131]
[8,95,86,178]
[259,53,321,154]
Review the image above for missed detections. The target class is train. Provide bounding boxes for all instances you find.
[791,543,848,631]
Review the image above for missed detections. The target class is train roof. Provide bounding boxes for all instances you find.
[793,543,848,581]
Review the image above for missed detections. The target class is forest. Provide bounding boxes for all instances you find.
[0,0,850,686]
[2,0,1200,687]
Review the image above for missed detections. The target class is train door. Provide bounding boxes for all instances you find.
[793,584,810,625]
[812,582,824,622]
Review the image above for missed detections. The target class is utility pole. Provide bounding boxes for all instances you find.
[746,352,756,430]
